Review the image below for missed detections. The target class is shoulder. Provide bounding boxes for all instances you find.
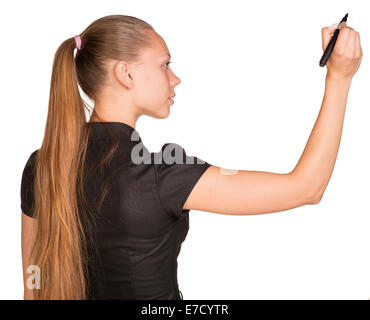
[27,149,39,163]
[155,142,207,165]
[152,143,212,217]
[22,149,40,177]
[20,149,40,218]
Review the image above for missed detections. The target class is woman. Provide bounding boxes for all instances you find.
[20,15,362,300]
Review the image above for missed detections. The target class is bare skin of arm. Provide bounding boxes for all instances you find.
[22,213,37,299]
[184,22,362,215]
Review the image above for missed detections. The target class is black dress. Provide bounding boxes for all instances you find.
[20,121,212,300]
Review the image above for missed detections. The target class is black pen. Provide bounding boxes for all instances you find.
[319,13,348,67]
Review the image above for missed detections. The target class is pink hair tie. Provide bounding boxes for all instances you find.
[74,35,81,50]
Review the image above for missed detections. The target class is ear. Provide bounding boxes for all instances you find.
[114,60,134,88]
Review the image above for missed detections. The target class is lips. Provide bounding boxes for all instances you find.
[169,94,176,99]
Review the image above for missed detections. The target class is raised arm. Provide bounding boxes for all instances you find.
[184,22,362,215]
[292,22,362,199]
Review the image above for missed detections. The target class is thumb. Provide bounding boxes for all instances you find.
[322,23,338,51]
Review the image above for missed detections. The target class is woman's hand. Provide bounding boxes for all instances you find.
[321,21,363,81]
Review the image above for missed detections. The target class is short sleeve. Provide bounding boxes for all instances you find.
[20,150,39,218]
[154,143,212,218]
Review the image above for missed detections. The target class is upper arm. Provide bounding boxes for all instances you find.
[21,212,37,299]
[183,165,318,215]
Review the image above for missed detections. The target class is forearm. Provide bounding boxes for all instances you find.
[24,289,35,300]
[291,74,352,201]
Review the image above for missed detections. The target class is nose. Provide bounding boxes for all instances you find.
[172,73,181,87]
[169,68,181,87]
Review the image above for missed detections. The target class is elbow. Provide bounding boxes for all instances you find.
[290,169,325,206]
[309,187,324,205]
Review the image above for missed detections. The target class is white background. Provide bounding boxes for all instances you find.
[1,0,369,299]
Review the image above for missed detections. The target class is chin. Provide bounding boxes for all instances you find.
[144,103,171,119]
[154,106,171,119]
[142,107,170,119]
[158,109,170,119]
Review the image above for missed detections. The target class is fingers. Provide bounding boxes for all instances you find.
[321,23,337,38]
[355,31,363,60]
[336,25,359,57]
[321,21,362,62]
[354,31,359,57]
[327,23,338,33]
[321,22,353,51]
[340,21,353,31]
[321,23,338,50]
[347,28,356,56]
[323,20,362,79]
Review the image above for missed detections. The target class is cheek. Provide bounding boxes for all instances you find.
[146,74,169,99]
[134,69,169,108]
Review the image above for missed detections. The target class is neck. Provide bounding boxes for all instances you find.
[89,108,139,130]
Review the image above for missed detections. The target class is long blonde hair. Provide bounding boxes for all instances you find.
[30,15,154,299]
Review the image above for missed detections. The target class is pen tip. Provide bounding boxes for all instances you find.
[341,13,348,23]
